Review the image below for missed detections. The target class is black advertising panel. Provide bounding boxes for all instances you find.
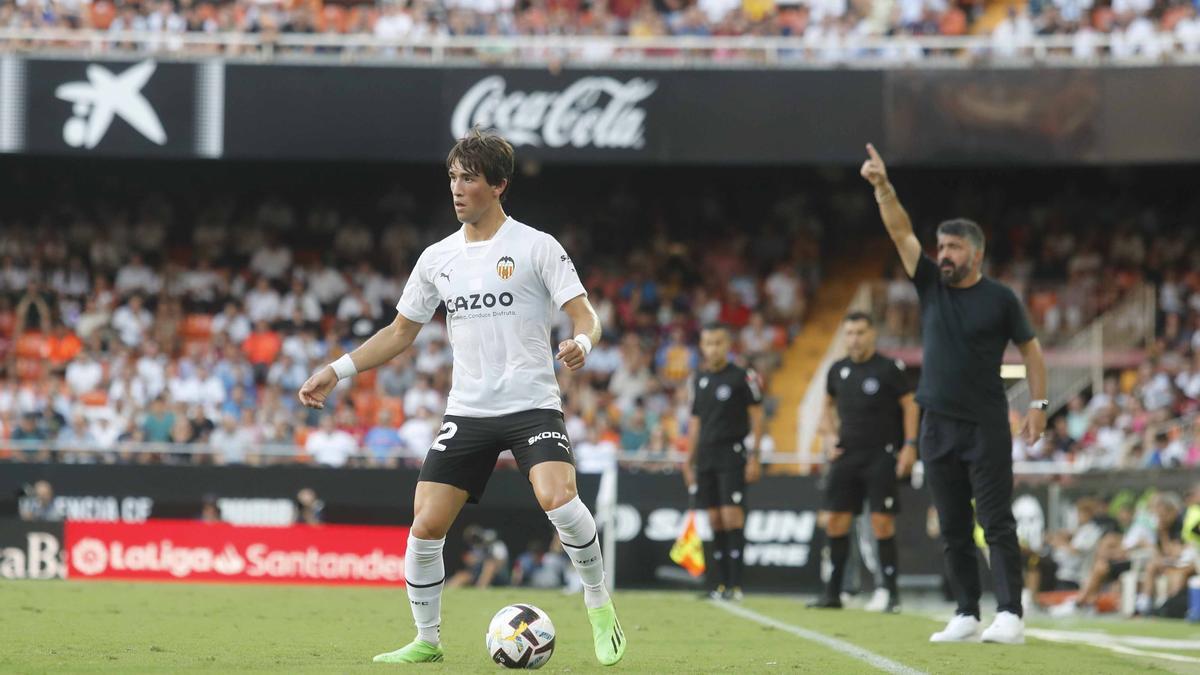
[222,63,445,161]
[3,56,1200,165]
[883,67,1104,165]
[23,58,199,157]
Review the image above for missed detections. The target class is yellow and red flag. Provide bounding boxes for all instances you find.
[669,510,706,577]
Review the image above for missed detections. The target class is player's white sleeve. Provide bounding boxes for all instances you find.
[537,233,587,309]
[395,251,441,324]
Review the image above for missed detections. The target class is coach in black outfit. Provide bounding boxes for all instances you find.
[860,144,1048,645]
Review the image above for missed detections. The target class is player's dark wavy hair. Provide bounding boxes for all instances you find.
[843,311,873,326]
[447,127,515,203]
[937,218,986,254]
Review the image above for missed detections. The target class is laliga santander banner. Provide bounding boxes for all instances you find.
[64,520,409,586]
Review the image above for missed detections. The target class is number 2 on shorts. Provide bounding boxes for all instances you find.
[430,422,459,452]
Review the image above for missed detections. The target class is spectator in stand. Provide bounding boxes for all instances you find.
[305,413,358,467]
[111,294,154,347]
[364,409,405,468]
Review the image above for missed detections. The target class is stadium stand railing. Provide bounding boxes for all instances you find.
[4,30,1200,66]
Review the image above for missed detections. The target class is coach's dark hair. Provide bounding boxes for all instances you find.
[843,311,873,326]
[701,322,732,335]
[937,218,986,253]
[447,127,515,202]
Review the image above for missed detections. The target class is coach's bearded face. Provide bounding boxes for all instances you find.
[936,235,978,285]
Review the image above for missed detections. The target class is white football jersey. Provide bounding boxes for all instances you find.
[395,217,586,418]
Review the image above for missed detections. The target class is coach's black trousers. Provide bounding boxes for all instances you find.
[920,410,1023,618]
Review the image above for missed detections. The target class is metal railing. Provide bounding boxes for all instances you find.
[1007,282,1156,414]
[0,439,1088,474]
[3,29,1200,67]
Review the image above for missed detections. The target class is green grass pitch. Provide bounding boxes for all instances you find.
[3,580,1197,673]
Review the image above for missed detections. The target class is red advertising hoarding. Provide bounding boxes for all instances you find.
[64,520,409,586]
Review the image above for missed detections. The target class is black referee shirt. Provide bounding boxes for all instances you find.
[911,255,1035,424]
[691,363,764,470]
[826,352,912,454]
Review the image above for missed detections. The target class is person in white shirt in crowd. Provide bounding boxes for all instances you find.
[245,277,283,324]
[210,413,254,465]
[404,375,444,418]
[267,354,310,393]
[992,7,1036,58]
[305,260,350,310]
[1177,5,1200,53]
[111,294,154,347]
[65,351,104,396]
[114,253,161,298]
[305,413,359,467]
[74,297,111,340]
[194,366,227,422]
[398,406,437,464]
[135,340,168,401]
[211,301,252,345]
[50,256,91,300]
[180,257,221,310]
[337,285,380,324]
[249,232,293,281]
[280,277,323,325]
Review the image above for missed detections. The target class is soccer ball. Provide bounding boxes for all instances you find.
[485,604,556,669]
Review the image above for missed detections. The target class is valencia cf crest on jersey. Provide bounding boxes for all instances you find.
[496,256,515,280]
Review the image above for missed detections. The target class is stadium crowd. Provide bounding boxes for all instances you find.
[1019,485,1200,619]
[0,163,826,468]
[2,0,1200,58]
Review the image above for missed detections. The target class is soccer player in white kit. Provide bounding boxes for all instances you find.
[298,128,625,666]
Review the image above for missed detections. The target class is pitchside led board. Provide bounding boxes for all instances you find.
[4,55,1200,164]
[19,59,208,157]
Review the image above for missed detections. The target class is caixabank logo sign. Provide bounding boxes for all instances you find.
[22,57,216,157]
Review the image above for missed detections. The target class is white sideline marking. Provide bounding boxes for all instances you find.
[1026,629,1200,665]
[711,601,928,675]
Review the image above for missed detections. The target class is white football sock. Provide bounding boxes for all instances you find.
[547,496,611,609]
[405,535,445,645]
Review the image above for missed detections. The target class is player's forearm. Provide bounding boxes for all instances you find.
[902,401,919,446]
[1020,339,1048,401]
[572,309,601,345]
[875,182,916,245]
[749,407,765,458]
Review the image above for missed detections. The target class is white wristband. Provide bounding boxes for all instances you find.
[573,333,593,356]
[330,353,357,381]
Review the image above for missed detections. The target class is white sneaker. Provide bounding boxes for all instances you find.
[864,588,890,612]
[1047,598,1078,619]
[981,611,1025,645]
[929,614,981,643]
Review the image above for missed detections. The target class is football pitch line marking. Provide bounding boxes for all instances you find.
[1025,629,1200,665]
[711,601,928,675]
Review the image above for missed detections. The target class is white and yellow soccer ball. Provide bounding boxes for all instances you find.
[485,604,556,669]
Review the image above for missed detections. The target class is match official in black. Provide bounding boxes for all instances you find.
[810,311,918,613]
[683,324,765,602]
[861,144,1048,645]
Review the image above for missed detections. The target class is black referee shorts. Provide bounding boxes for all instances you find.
[418,409,574,504]
[823,449,900,515]
[695,466,747,509]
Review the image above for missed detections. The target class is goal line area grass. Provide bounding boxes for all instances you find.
[3,580,1194,673]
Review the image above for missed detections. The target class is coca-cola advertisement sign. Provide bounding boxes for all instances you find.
[451,75,657,150]
[64,520,409,585]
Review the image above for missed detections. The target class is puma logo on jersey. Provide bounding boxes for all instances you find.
[439,271,451,282]
[444,292,515,314]
[528,430,569,446]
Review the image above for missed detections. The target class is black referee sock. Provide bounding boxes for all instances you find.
[710,530,729,591]
[877,536,899,596]
[827,535,850,600]
[727,528,745,590]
